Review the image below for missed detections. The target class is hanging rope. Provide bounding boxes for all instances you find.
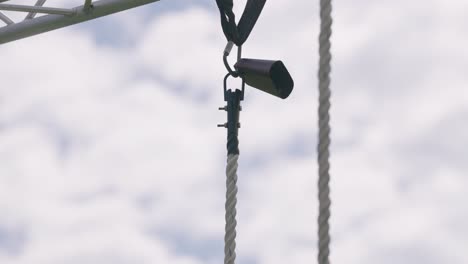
[317,0,333,264]
[220,68,243,264]
[224,153,239,264]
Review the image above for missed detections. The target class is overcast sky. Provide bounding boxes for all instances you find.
[0,1,467,263]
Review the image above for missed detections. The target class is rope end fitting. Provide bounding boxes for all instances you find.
[224,89,242,155]
[220,41,244,155]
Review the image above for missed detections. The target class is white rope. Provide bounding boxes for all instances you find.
[317,0,333,263]
[224,154,239,264]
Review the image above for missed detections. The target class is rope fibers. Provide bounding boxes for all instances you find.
[224,154,239,264]
[317,0,333,263]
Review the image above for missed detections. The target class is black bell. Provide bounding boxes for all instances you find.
[234,59,294,99]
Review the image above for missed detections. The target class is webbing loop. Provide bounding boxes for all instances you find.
[215,0,267,46]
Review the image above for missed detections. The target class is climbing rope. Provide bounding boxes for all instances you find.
[221,85,242,264]
[215,2,296,264]
[214,4,264,262]
[219,41,243,263]
[317,0,333,264]
[224,154,239,264]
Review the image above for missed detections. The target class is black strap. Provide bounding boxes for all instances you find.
[216,0,267,46]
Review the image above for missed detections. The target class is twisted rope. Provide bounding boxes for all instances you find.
[224,154,239,264]
[318,0,333,264]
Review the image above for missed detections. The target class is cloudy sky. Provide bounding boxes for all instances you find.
[0,0,467,263]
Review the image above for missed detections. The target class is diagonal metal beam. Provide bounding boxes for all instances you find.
[0,0,160,45]
[0,11,13,25]
[25,0,47,20]
[0,3,76,16]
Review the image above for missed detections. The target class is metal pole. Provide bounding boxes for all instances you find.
[0,0,160,45]
[0,11,13,25]
[0,4,76,16]
[24,0,47,20]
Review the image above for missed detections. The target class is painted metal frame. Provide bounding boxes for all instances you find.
[0,0,160,45]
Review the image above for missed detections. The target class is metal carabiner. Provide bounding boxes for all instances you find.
[223,41,242,77]
[223,41,245,101]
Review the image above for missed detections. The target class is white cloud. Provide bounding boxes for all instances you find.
[1,1,468,264]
